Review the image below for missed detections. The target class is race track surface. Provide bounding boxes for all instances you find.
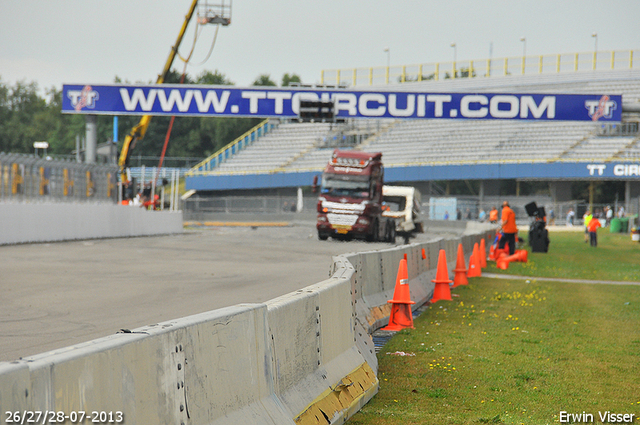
[0,223,453,362]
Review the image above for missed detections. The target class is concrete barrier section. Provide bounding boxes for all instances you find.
[0,305,293,425]
[0,202,183,245]
[267,269,378,425]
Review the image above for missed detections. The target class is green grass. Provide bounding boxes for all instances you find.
[348,232,640,425]
[487,231,640,282]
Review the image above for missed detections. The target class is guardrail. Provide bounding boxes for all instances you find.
[0,223,494,425]
[187,119,277,175]
[0,153,118,203]
[321,49,639,87]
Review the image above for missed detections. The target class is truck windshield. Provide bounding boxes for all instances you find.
[321,174,370,198]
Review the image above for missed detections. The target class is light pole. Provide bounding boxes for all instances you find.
[520,37,526,74]
[450,42,457,78]
[592,32,598,70]
[383,47,390,84]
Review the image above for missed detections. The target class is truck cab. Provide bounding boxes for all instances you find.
[316,150,395,242]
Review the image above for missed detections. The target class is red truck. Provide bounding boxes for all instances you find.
[316,150,397,242]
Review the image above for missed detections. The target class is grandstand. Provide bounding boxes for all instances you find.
[185,68,640,200]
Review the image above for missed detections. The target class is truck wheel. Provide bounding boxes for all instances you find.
[318,232,329,241]
[366,220,379,242]
[388,223,396,243]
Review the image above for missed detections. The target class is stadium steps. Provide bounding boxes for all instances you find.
[555,132,596,160]
[356,120,401,151]
[279,143,318,169]
[609,135,640,161]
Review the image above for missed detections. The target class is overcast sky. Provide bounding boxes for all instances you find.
[1,0,639,95]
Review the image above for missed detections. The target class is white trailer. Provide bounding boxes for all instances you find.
[382,185,424,244]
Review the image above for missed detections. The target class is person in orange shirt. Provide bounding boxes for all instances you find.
[489,207,499,224]
[498,201,518,255]
[587,216,602,247]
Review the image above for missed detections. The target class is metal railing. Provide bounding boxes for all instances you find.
[596,122,640,136]
[321,49,639,87]
[183,195,313,214]
[187,119,276,175]
[0,153,118,203]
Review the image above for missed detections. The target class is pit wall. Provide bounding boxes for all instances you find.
[0,224,495,425]
[0,202,183,245]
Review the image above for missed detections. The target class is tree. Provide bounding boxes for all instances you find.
[252,74,276,86]
[196,70,233,85]
[281,73,301,87]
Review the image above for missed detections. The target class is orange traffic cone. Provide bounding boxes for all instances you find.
[496,256,510,270]
[422,248,426,260]
[382,258,416,331]
[431,250,453,302]
[492,248,507,261]
[479,239,487,268]
[488,244,496,260]
[467,243,482,277]
[453,244,468,287]
[496,249,528,270]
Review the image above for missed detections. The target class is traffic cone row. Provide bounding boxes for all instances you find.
[382,238,493,331]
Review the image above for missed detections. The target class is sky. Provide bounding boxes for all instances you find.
[1,0,639,96]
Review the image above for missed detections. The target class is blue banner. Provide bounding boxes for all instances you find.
[62,84,622,122]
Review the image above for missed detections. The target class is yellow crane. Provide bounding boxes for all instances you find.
[118,0,231,185]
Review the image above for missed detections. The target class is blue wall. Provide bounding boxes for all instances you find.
[186,161,640,191]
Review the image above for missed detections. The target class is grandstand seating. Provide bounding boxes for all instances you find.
[191,69,640,175]
[213,122,333,173]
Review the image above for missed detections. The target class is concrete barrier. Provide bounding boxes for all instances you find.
[0,202,183,245]
[0,222,495,425]
[0,305,293,425]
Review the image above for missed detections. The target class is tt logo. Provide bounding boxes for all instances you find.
[587,164,606,176]
[585,95,616,121]
[68,85,99,111]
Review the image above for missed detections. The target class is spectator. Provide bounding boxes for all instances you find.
[566,208,575,226]
[587,216,602,247]
[583,210,593,243]
[465,208,472,220]
[478,209,486,222]
[498,201,517,255]
[618,206,625,218]
[489,206,499,224]
[456,209,462,220]
[605,206,613,227]
[444,211,450,220]
[548,207,556,225]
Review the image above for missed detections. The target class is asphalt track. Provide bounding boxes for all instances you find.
[1,222,457,362]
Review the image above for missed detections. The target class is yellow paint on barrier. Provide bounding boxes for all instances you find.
[294,362,378,425]
[367,304,392,327]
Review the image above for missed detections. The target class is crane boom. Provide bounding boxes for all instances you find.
[118,0,199,183]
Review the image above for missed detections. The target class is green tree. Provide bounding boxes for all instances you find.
[281,73,301,87]
[252,74,276,86]
[195,70,233,85]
